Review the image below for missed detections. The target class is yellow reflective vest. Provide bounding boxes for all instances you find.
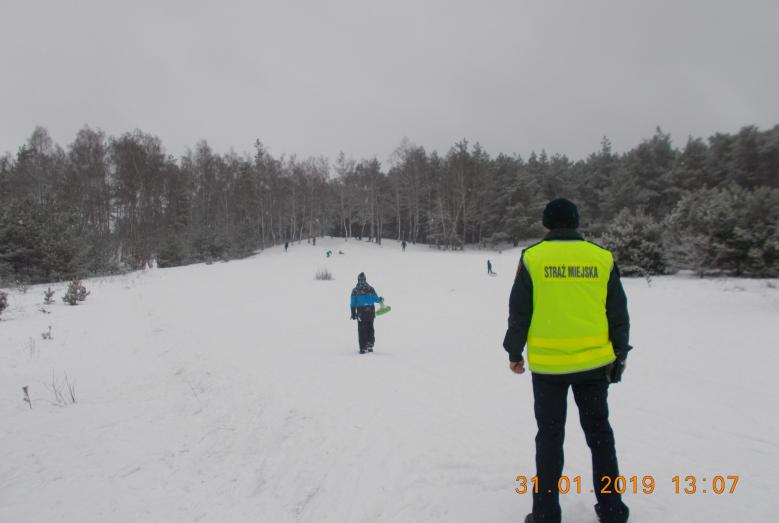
[523,240,617,374]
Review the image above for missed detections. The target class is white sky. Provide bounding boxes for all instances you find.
[1,0,778,163]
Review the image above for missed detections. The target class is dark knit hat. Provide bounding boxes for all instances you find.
[542,198,580,230]
[357,272,366,283]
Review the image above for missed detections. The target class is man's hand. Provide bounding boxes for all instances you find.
[350,312,358,320]
[510,359,526,375]
[606,353,627,383]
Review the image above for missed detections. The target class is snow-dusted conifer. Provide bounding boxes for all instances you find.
[63,279,89,305]
[600,209,667,276]
[0,290,8,319]
[668,185,779,277]
[77,283,90,301]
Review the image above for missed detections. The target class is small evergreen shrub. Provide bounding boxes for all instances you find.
[43,287,56,305]
[63,282,78,305]
[63,279,89,305]
[0,290,8,319]
[77,283,90,301]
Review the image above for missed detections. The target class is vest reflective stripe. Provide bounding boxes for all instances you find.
[524,240,616,374]
[527,333,610,350]
[527,343,615,367]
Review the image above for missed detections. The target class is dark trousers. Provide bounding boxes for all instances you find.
[531,371,629,523]
[357,318,375,350]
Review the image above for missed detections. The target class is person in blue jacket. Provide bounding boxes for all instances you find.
[350,272,382,354]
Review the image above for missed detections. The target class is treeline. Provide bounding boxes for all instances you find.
[1,125,778,284]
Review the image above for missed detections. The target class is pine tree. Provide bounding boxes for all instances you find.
[44,287,55,305]
[157,237,187,268]
[668,185,779,276]
[62,279,88,305]
[77,281,90,301]
[0,290,8,319]
[600,209,667,276]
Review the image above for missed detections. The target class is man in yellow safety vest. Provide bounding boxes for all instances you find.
[503,198,631,523]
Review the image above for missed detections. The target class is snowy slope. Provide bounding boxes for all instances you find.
[1,238,777,522]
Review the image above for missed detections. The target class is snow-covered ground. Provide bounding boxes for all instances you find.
[1,238,777,522]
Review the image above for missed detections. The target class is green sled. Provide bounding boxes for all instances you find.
[376,304,392,316]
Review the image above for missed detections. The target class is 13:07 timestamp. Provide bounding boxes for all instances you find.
[672,475,739,495]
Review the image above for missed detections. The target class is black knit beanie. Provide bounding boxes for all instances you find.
[357,272,366,283]
[542,198,580,230]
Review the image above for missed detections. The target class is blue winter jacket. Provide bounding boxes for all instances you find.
[350,284,380,319]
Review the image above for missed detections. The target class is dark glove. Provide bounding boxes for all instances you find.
[351,312,358,320]
[606,353,627,383]
[378,296,384,303]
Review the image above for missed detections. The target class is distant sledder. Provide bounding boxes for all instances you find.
[487,259,496,276]
[349,272,385,354]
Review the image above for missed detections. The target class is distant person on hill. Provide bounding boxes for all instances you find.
[402,240,407,251]
[350,272,383,354]
[284,241,289,252]
[503,198,631,523]
[487,259,494,275]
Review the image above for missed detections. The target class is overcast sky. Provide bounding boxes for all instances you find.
[1,0,778,163]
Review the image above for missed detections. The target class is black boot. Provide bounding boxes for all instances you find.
[524,514,535,523]
[595,503,629,523]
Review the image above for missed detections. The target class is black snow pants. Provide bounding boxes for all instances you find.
[531,370,629,523]
[357,317,375,350]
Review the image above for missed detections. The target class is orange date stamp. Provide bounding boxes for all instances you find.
[515,475,740,495]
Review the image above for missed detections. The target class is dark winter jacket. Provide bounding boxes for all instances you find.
[350,282,381,320]
[503,228,632,368]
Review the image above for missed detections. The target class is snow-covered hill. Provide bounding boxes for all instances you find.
[1,239,777,522]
